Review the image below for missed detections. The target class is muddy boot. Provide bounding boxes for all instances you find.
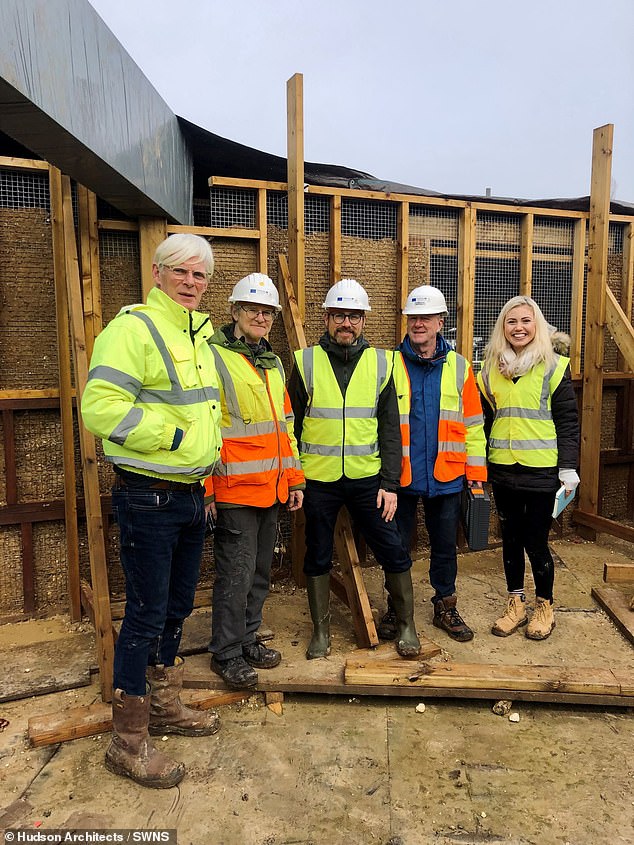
[384,571,421,658]
[306,574,331,659]
[525,597,556,640]
[105,687,185,789]
[432,595,474,642]
[491,593,528,637]
[376,594,398,641]
[147,657,219,736]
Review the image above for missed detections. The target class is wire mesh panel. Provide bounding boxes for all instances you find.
[409,206,459,339]
[210,186,257,228]
[304,194,332,345]
[531,217,575,336]
[0,168,50,210]
[267,190,288,230]
[193,197,211,227]
[340,199,398,348]
[474,212,521,367]
[98,230,141,323]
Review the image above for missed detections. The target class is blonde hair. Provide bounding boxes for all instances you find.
[154,233,214,276]
[483,296,556,378]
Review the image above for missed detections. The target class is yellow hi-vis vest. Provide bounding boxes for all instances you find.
[394,350,487,485]
[477,355,569,467]
[294,345,392,482]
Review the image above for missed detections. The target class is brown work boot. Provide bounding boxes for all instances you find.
[105,688,185,789]
[147,657,219,736]
[491,593,528,637]
[525,597,556,640]
[432,595,474,642]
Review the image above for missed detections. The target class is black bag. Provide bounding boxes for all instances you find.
[461,486,490,551]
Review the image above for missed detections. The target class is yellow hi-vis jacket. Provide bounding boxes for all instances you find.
[476,355,569,466]
[294,345,392,481]
[394,350,487,485]
[205,343,304,507]
[81,287,222,482]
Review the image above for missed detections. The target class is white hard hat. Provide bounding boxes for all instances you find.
[322,279,371,312]
[229,273,281,311]
[402,285,448,316]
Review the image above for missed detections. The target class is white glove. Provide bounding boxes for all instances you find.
[558,468,580,493]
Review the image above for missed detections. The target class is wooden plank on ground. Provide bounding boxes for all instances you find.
[572,510,634,544]
[27,688,249,748]
[591,586,634,645]
[344,658,633,697]
[0,636,94,702]
[603,562,634,583]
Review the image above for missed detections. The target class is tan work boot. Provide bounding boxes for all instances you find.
[105,688,185,789]
[525,597,556,640]
[147,657,219,736]
[491,593,528,637]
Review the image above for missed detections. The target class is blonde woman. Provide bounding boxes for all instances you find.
[477,296,579,640]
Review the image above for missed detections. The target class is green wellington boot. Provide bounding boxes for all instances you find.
[384,571,421,657]
[305,574,331,659]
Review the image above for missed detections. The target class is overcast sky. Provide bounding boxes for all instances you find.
[87,0,634,202]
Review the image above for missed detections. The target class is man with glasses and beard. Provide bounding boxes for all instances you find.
[206,274,305,689]
[288,279,421,661]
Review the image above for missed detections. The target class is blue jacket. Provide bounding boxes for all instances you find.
[399,333,464,498]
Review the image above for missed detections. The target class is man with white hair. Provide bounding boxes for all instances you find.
[82,234,222,789]
[289,279,421,661]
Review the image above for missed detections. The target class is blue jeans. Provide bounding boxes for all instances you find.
[396,491,462,599]
[303,475,412,577]
[112,477,205,695]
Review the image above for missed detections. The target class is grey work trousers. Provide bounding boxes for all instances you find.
[210,503,279,660]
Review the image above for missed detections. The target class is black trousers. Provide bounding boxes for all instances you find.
[302,475,412,577]
[491,482,557,601]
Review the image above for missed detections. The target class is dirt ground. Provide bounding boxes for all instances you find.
[0,534,633,845]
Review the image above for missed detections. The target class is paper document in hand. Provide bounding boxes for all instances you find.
[552,485,576,519]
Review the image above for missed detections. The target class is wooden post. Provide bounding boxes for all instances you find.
[61,175,115,701]
[77,186,102,362]
[138,217,167,302]
[570,218,587,378]
[619,221,633,373]
[519,213,534,296]
[578,125,613,529]
[50,167,81,623]
[330,195,342,284]
[257,188,268,274]
[287,73,305,320]
[457,205,476,359]
[396,202,409,346]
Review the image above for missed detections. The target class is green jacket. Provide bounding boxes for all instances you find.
[81,287,222,482]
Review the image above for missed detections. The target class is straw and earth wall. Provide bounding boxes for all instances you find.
[0,168,632,618]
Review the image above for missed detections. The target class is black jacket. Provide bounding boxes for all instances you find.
[288,332,402,490]
[481,365,580,492]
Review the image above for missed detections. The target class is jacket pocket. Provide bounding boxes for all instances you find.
[220,438,268,487]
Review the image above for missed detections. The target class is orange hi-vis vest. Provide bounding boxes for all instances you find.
[204,346,304,507]
[394,350,487,485]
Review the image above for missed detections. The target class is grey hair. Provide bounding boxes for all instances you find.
[153,233,214,276]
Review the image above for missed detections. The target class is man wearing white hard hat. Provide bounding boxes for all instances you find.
[382,285,487,642]
[289,279,421,660]
[205,273,305,689]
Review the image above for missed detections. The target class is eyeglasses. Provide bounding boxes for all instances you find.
[327,312,364,325]
[162,265,209,285]
[239,304,277,321]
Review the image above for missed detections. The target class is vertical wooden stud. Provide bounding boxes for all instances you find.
[519,213,534,296]
[287,73,305,321]
[61,175,115,700]
[396,202,409,346]
[578,124,613,524]
[330,195,342,284]
[138,217,168,302]
[619,221,633,372]
[570,218,587,378]
[50,167,81,622]
[457,205,476,360]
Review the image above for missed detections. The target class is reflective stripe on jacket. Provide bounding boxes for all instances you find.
[81,287,222,482]
[394,349,487,484]
[294,345,391,481]
[207,344,304,506]
[477,355,569,467]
